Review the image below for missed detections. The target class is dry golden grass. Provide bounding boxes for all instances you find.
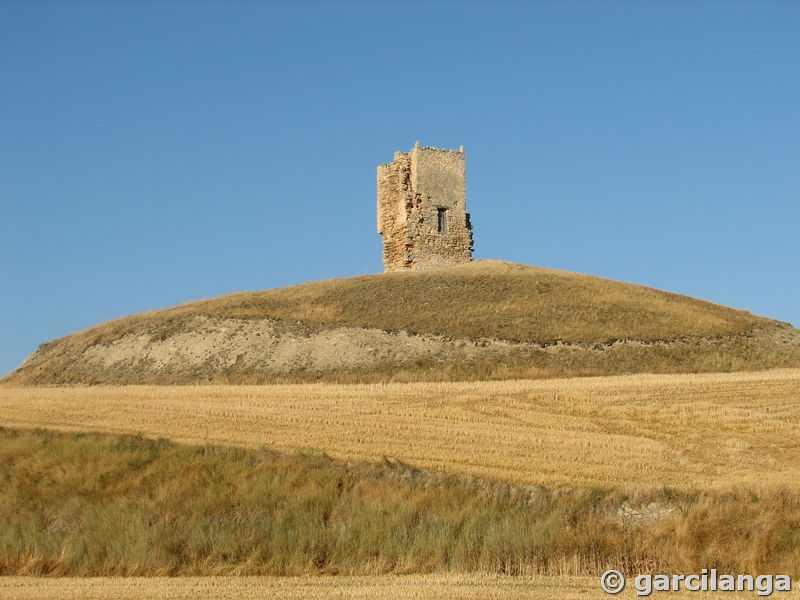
[2,369,800,489]
[5,427,800,578]
[0,575,772,599]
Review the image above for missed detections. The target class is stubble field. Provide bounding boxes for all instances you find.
[0,574,770,600]
[2,369,800,489]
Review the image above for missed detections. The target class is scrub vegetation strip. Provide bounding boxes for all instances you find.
[2,427,800,577]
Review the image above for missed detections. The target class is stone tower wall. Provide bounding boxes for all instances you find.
[377,143,473,272]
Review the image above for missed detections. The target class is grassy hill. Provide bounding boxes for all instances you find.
[4,260,800,384]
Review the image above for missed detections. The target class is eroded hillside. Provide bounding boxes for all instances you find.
[4,261,800,384]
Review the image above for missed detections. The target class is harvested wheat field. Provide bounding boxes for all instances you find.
[0,574,773,600]
[2,369,800,489]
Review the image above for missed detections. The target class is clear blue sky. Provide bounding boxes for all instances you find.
[2,1,798,377]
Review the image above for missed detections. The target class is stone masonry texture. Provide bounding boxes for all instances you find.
[377,142,474,272]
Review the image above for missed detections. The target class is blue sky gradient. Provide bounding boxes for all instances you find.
[2,1,798,376]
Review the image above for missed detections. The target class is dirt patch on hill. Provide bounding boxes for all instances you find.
[6,314,800,385]
[80,316,501,374]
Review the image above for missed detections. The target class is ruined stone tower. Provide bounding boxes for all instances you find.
[377,142,473,272]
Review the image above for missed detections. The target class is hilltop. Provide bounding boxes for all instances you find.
[4,260,800,384]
